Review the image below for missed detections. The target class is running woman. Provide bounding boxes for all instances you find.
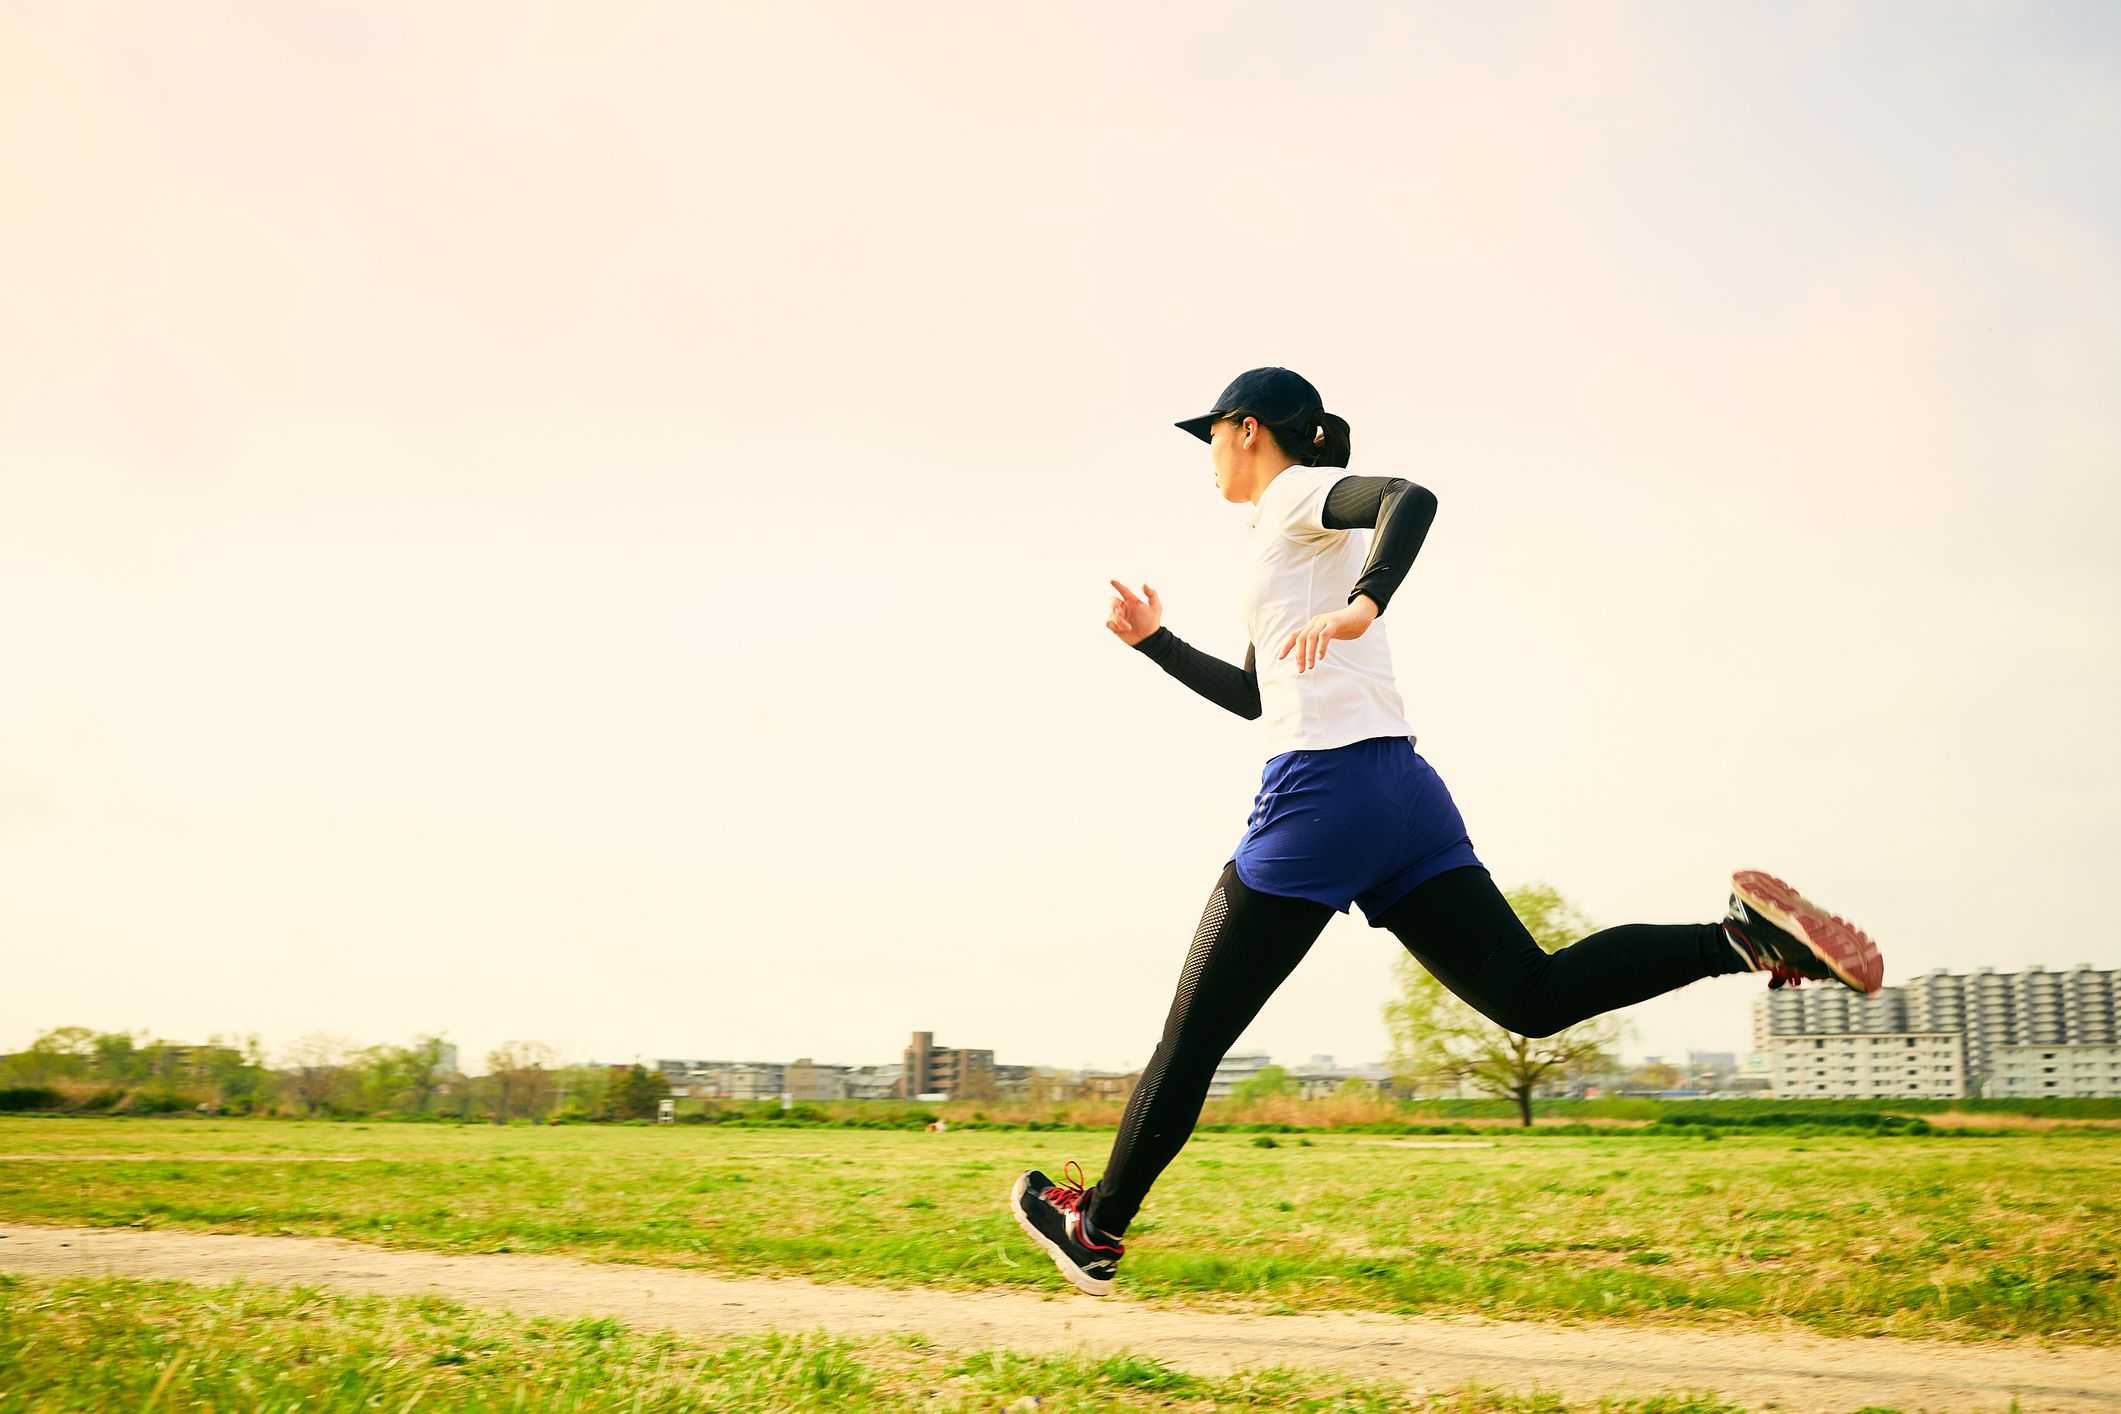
[1008,366,1885,1297]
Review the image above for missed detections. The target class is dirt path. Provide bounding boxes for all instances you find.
[4,1224,2116,1412]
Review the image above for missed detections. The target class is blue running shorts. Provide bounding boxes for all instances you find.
[1231,734,1481,924]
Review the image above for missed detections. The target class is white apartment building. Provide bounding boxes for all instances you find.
[1988,1044,2121,1097]
[1768,1031,1966,1098]
[1209,1050,1271,1100]
[1754,964,2121,1097]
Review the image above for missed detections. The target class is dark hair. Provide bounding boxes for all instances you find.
[1226,406,1352,468]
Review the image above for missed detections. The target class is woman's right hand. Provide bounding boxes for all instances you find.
[1106,579,1162,646]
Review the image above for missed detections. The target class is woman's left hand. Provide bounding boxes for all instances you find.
[1279,596,1379,673]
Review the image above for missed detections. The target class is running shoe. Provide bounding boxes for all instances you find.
[1723,869,1884,995]
[1008,1160,1125,1296]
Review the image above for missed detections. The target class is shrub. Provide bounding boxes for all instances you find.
[0,1086,61,1112]
[1653,1110,1932,1135]
[117,1089,197,1116]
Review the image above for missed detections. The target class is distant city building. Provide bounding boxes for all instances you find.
[650,1060,785,1100]
[1754,964,2121,1097]
[1988,1044,2121,1097]
[1077,1069,1141,1102]
[1726,1053,1774,1094]
[709,1063,784,1100]
[784,1058,850,1101]
[1208,1050,1271,1100]
[1289,1058,1387,1099]
[1768,1032,1967,1098]
[433,1043,461,1077]
[994,1064,1035,1100]
[656,1058,730,1086]
[900,1031,996,1100]
[845,1064,902,1101]
[1019,1066,1082,1104]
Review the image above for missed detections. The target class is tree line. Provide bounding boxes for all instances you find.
[6,885,1649,1128]
[0,1029,667,1123]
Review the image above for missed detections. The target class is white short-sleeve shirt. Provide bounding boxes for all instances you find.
[1242,465,1416,759]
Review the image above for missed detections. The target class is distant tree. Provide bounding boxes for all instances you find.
[1625,1061,1685,1092]
[485,1041,556,1123]
[613,1064,667,1121]
[1384,882,1622,1127]
[91,1031,148,1084]
[344,1036,451,1116]
[282,1034,354,1116]
[1232,1064,1297,1102]
[141,1040,190,1085]
[400,1035,451,1116]
[8,1027,97,1083]
[202,1034,275,1113]
[348,1045,402,1112]
[549,1064,612,1120]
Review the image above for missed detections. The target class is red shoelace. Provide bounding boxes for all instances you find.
[1728,921,1810,989]
[1041,1159,1091,1213]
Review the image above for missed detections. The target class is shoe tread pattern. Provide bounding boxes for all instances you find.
[1733,869,1883,994]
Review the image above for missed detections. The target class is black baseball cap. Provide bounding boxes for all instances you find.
[1173,366,1324,442]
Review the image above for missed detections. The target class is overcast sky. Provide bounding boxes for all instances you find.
[4,2,2117,1078]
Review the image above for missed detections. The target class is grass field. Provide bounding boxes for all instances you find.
[0,1273,1759,1413]
[1,1118,2114,1344]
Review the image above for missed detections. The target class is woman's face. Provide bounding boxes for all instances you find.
[1209,416,1247,502]
[1208,415,1275,503]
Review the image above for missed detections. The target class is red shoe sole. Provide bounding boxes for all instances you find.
[1732,870,1884,995]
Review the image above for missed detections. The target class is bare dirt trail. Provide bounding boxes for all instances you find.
[4,1224,2117,1412]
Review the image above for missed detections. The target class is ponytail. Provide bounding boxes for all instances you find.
[1252,406,1353,469]
[1309,411,1352,469]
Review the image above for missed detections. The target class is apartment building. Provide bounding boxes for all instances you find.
[900,1032,996,1100]
[1754,964,2121,1097]
[1208,1050,1271,1100]
[1768,1031,1967,1098]
[1988,1044,2121,1097]
[1078,1069,1142,1102]
[845,1064,902,1101]
[784,1058,851,1101]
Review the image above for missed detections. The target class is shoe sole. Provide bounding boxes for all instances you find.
[1732,870,1884,995]
[1007,1172,1114,1297]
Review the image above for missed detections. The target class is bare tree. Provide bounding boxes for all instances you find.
[281,1034,354,1116]
[1384,883,1622,1127]
[484,1041,556,1123]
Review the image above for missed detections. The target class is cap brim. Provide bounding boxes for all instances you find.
[1173,412,1220,442]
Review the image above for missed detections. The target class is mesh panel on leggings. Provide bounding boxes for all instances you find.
[1092,869,1334,1238]
[1125,884,1228,1134]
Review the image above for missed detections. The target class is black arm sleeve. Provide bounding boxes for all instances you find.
[1320,475,1438,618]
[1129,628,1261,720]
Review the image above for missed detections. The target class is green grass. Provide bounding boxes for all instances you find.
[0,1272,1756,1412]
[0,1118,2115,1342]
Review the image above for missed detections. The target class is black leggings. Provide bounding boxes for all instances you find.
[1086,859,1741,1238]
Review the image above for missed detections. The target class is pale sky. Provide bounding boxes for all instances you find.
[4,2,2117,1078]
